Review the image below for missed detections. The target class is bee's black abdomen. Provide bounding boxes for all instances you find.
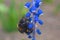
[18,17,33,34]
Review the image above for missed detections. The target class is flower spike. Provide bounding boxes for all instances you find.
[18,0,44,40]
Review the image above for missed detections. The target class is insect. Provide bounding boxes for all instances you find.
[17,17,33,34]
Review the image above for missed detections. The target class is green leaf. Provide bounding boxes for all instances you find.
[0,0,4,3]
[0,4,8,13]
[43,0,53,4]
[2,0,18,33]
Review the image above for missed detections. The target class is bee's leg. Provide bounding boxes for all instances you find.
[18,28,24,33]
[25,31,32,38]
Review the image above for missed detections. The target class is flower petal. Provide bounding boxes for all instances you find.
[29,6,36,13]
[38,19,43,25]
[24,2,31,8]
[25,12,31,17]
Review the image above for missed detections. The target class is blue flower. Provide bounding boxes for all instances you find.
[29,5,36,13]
[28,23,33,29]
[25,2,31,8]
[28,35,32,38]
[32,37,36,40]
[25,12,31,17]
[38,19,43,25]
[35,0,41,3]
[24,0,43,40]
[36,29,41,35]
[34,16,38,22]
[35,9,43,17]
[38,9,43,14]
[29,17,32,22]
[35,2,40,8]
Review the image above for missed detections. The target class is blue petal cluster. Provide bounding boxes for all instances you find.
[29,5,36,13]
[25,2,31,8]
[25,12,31,17]
[28,35,32,38]
[28,23,33,29]
[24,0,43,40]
[36,29,41,35]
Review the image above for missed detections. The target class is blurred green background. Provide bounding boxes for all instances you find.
[0,0,28,33]
[0,0,60,40]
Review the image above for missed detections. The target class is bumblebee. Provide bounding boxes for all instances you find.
[17,17,33,34]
